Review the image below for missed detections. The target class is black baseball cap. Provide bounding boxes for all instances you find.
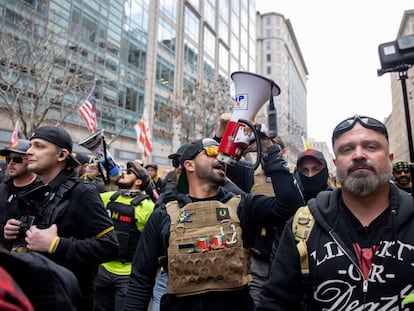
[127,161,150,189]
[168,143,190,160]
[297,149,327,167]
[30,126,79,165]
[144,163,158,170]
[0,139,30,156]
[177,138,218,193]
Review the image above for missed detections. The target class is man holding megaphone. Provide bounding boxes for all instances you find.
[123,136,305,311]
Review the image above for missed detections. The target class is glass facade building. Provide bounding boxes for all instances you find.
[0,0,257,171]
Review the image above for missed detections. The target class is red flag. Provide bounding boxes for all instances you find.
[78,89,97,133]
[134,112,153,158]
[9,121,19,148]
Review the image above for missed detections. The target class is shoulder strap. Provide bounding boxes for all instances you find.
[109,191,150,207]
[292,205,315,276]
[130,194,150,206]
[109,191,120,202]
[42,178,79,226]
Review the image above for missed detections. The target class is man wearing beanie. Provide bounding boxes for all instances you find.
[3,125,119,311]
[94,161,155,311]
[392,160,412,194]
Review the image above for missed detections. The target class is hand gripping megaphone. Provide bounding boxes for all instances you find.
[217,71,280,169]
[78,129,121,179]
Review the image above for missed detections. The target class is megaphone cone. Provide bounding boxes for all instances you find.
[217,72,280,167]
[230,71,280,121]
[79,129,121,178]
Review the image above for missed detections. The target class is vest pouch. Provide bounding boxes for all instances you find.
[166,197,250,296]
[167,246,250,296]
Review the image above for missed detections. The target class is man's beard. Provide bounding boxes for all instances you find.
[115,180,134,189]
[339,163,392,196]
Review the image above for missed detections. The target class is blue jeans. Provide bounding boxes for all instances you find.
[152,268,168,311]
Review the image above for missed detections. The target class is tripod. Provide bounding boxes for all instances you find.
[397,69,414,197]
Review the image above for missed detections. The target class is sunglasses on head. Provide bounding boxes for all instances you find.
[332,115,388,145]
[6,156,27,164]
[197,145,219,158]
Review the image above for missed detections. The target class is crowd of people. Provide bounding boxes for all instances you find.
[0,112,413,311]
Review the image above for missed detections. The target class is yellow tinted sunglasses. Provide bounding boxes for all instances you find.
[198,145,219,158]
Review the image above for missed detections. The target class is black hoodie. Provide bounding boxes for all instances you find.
[257,184,414,311]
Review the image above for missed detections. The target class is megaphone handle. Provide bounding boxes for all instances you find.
[238,119,262,170]
[101,137,110,186]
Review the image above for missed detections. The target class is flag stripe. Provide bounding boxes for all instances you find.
[78,91,97,133]
[9,121,19,148]
[134,113,153,158]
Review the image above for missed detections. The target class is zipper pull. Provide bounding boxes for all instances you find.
[363,279,368,292]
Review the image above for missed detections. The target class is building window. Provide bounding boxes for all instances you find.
[266,40,271,50]
[159,0,177,21]
[266,66,271,74]
[156,56,175,91]
[204,26,215,58]
[184,6,199,42]
[266,29,271,37]
[183,40,198,73]
[204,1,215,27]
[158,17,176,55]
[266,16,271,25]
[266,53,271,62]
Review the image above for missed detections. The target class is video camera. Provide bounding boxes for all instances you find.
[377,34,414,76]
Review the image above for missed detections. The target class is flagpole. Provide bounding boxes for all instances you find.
[107,109,145,146]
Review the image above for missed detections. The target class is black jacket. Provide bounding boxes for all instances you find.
[0,176,43,250]
[18,169,119,309]
[123,146,305,311]
[257,184,414,310]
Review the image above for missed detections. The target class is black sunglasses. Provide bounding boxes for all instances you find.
[394,168,410,174]
[6,156,27,164]
[171,158,180,168]
[332,115,388,145]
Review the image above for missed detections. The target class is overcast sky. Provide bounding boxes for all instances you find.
[255,1,412,150]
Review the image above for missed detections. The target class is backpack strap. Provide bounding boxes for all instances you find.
[292,205,315,276]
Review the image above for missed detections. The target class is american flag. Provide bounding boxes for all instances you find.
[134,112,153,158]
[9,121,19,148]
[78,89,97,133]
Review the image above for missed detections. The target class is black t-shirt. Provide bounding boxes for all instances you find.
[337,198,389,278]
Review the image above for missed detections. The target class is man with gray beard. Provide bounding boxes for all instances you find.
[257,115,414,311]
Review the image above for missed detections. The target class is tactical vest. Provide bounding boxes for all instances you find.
[250,165,275,196]
[108,192,149,263]
[165,196,251,296]
[249,166,276,259]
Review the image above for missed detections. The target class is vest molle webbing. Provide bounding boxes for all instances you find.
[165,196,251,296]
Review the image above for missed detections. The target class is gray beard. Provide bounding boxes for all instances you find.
[341,171,392,196]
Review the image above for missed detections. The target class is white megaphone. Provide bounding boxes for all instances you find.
[217,71,280,168]
[78,129,121,179]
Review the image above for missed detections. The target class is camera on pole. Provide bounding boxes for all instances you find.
[377,34,414,197]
